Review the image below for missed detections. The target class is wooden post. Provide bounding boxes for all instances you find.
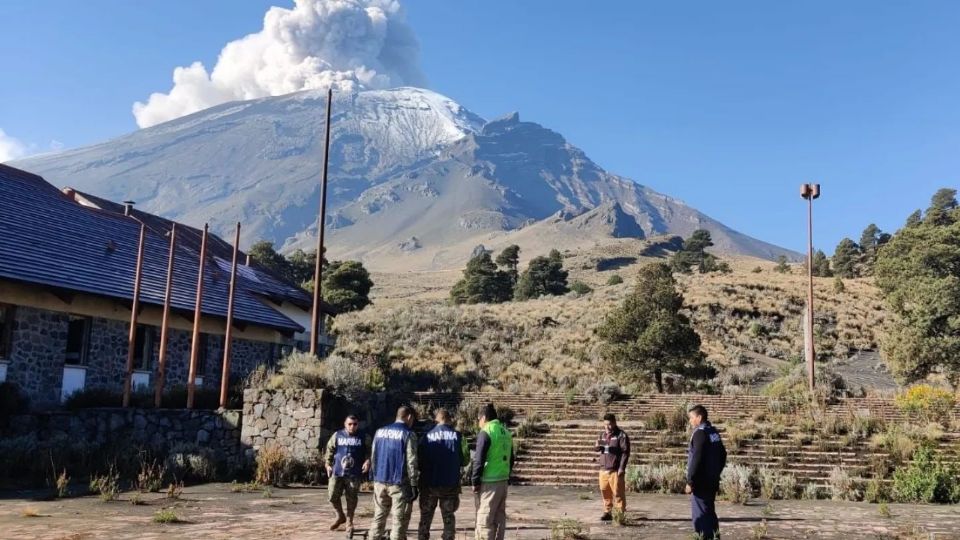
[155,223,177,408]
[310,87,333,356]
[220,222,241,409]
[122,223,146,407]
[187,224,209,409]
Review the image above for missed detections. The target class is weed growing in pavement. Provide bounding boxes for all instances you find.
[550,518,587,539]
[152,509,182,524]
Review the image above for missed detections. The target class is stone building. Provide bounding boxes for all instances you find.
[0,164,334,408]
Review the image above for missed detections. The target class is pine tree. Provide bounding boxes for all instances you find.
[832,238,861,278]
[495,245,521,285]
[875,193,960,385]
[811,250,832,277]
[248,241,294,283]
[450,253,513,304]
[924,188,958,226]
[905,209,922,228]
[287,248,322,287]
[858,224,890,275]
[321,260,373,313]
[670,229,725,274]
[514,249,569,300]
[773,255,791,274]
[597,263,713,392]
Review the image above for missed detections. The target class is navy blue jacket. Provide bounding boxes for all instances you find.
[687,421,727,493]
[326,429,368,478]
[371,421,418,486]
[420,423,467,488]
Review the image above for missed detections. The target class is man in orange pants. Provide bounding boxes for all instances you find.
[594,413,630,521]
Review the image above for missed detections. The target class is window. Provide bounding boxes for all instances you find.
[133,325,155,371]
[0,304,14,360]
[64,316,91,365]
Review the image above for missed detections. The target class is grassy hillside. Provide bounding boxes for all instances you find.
[333,239,886,393]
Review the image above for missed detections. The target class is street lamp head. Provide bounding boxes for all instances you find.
[800,183,821,200]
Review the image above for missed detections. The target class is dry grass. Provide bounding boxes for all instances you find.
[337,249,885,393]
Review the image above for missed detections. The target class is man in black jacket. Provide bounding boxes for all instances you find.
[685,404,726,540]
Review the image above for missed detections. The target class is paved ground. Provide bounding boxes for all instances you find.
[2,484,959,539]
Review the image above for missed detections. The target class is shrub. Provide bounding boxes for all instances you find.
[667,403,689,433]
[894,385,956,423]
[153,509,182,524]
[165,443,217,483]
[515,415,542,439]
[864,478,889,503]
[0,382,28,418]
[757,467,797,500]
[630,463,687,494]
[136,456,166,493]
[55,470,70,498]
[851,410,885,441]
[721,464,754,504]
[644,411,668,430]
[569,281,593,295]
[751,266,763,274]
[801,484,824,500]
[63,387,124,409]
[891,445,960,503]
[255,445,290,487]
[722,423,759,449]
[719,365,771,387]
[611,507,627,526]
[268,351,326,389]
[324,355,369,400]
[607,274,624,285]
[585,381,622,405]
[166,481,184,500]
[550,518,587,540]
[828,466,862,501]
[89,468,120,502]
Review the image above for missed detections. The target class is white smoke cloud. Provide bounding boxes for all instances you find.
[133,0,425,128]
[0,128,27,163]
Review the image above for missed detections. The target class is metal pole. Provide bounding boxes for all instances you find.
[310,87,333,357]
[122,223,146,407]
[187,224,209,409]
[806,194,816,392]
[155,224,177,408]
[220,222,241,409]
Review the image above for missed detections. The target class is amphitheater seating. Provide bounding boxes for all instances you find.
[410,391,960,489]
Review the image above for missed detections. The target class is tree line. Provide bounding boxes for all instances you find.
[247,242,373,314]
[450,246,571,304]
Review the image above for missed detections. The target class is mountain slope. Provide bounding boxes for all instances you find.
[13,87,798,271]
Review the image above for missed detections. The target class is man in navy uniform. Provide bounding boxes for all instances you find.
[685,404,727,540]
[418,408,470,540]
[370,406,420,540]
[324,414,370,535]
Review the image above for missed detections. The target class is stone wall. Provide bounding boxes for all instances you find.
[3,304,282,407]
[5,407,244,471]
[240,389,330,465]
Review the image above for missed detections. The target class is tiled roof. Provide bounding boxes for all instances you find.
[69,189,314,308]
[0,164,317,333]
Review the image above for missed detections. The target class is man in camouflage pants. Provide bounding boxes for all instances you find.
[370,406,420,540]
[418,409,470,540]
[323,415,370,535]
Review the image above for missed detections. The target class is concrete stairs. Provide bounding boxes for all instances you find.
[508,422,960,488]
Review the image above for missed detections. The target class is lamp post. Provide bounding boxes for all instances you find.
[800,183,820,392]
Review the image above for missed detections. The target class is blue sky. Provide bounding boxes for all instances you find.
[2,1,959,253]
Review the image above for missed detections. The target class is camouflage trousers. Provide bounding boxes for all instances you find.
[328,475,362,518]
[417,486,461,540]
[370,482,413,540]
